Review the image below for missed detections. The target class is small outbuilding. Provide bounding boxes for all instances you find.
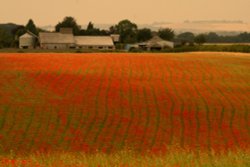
[19,31,37,49]
[110,34,120,43]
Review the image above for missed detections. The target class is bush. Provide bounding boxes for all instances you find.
[17,50,24,53]
[75,50,83,53]
[129,47,142,52]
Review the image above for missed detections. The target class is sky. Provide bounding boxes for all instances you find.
[0,0,250,26]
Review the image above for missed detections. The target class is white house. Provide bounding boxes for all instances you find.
[138,36,174,50]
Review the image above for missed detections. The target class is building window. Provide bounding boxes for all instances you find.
[98,46,103,49]
[88,46,93,49]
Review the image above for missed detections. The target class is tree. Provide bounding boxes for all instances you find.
[11,25,26,47]
[158,28,175,41]
[26,19,38,35]
[55,16,81,35]
[194,34,206,45]
[238,32,250,42]
[177,32,195,43]
[112,19,138,43]
[109,25,116,34]
[0,28,13,48]
[12,25,26,37]
[79,22,108,36]
[137,28,152,42]
[205,32,220,43]
[87,22,94,31]
[87,22,105,35]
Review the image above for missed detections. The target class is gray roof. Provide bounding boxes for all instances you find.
[39,32,75,44]
[75,36,114,46]
[139,36,174,48]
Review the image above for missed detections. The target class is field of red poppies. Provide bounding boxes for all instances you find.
[0,52,249,158]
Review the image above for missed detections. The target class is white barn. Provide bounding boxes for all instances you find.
[39,32,75,49]
[19,32,37,49]
[74,36,115,50]
[38,28,115,50]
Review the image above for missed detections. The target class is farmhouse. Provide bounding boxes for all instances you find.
[126,35,174,51]
[138,36,174,50]
[19,31,38,49]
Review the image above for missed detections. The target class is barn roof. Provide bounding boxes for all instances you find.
[20,31,38,39]
[20,33,34,39]
[39,32,75,44]
[75,36,114,46]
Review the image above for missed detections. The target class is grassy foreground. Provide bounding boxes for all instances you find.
[0,149,249,167]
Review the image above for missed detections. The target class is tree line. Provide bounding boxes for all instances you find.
[175,32,250,46]
[54,17,175,43]
[1,16,250,48]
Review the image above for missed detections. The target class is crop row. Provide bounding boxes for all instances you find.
[0,53,249,154]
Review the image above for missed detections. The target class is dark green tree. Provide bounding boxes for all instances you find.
[205,32,220,43]
[86,22,101,35]
[26,19,38,35]
[109,25,116,34]
[12,25,26,37]
[0,28,13,48]
[87,22,94,31]
[177,32,195,43]
[137,28,152,42]
[55,16,81,35]
[79,22,108,36]
[194,34,206,45]
[238,32,250,42]
[11,25,26,48]
[113,19,138,43]
[158,28,175,41]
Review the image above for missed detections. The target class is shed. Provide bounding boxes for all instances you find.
[74,36,115,50]
[110,34,120,43]
[39,32,75,49]
[19,32,37,49]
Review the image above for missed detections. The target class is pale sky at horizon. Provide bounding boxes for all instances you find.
[0,0,249,26]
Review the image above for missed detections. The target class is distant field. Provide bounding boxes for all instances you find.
[0,52,249,166]
[204,43,250,46]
